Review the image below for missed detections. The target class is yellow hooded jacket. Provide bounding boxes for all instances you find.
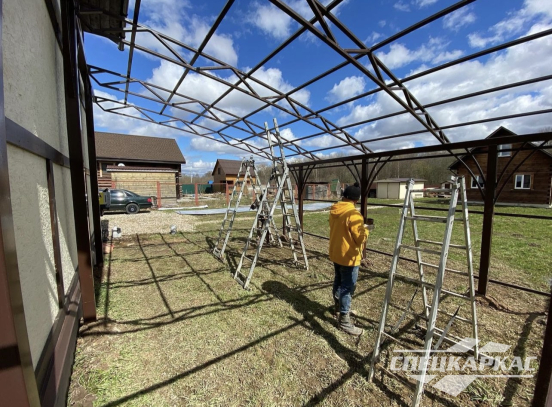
[329,201,368,266]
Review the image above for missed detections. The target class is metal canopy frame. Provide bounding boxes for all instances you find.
[78,0,552,162]
[75,2,552,405]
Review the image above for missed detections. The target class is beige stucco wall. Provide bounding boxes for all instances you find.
[412,181,425,199]
[377,181,425,199]
[376,183,387,199]
[8,147,59,367]
[3,0,68,156]
[3,0,83,368]
[389,183,400,199]
[54,165,78,294]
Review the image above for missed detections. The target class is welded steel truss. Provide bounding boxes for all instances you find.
[79,0,552,160]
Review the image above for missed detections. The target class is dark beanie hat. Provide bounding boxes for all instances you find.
[343,182,361,201]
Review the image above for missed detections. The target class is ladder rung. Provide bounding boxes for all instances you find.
[416,239,466,250]
[406,215,464,223]
[419,262,469,277]
[381,331,410,346]
[426,307,473,324]
[395,273,472,301]
[411,188,454,193]
[400,245,442,256]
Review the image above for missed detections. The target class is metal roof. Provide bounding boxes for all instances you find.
[95,132,186,163]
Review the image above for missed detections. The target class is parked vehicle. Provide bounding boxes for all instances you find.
[100,189,153,215]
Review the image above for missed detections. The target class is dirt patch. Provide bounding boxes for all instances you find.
[101,210,197,237]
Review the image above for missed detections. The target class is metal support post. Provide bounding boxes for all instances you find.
[478,144,498,295]
[61,0,96,321]
[360,158,368,258]
[194,183,199,206]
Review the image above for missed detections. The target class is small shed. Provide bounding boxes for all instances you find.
[375,178,426,199]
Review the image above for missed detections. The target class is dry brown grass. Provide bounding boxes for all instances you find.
[68,215,547,407]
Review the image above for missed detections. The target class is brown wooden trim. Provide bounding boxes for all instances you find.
[62,0,96,321]
[0,0,40,403]
[46,160,65,307]
[6,118,70,168]
[38,274,81,407]
[33,270,78,390]
[96,156,186,165]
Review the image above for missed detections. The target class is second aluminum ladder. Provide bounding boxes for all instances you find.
[233,119,309,289]
[368,176,479,407]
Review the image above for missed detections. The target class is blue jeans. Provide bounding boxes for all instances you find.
[333,263,359,314]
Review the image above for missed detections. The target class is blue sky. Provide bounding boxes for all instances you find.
[86,0,552,175]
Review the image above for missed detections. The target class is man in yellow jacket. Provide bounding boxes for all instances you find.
[329,182,368,336]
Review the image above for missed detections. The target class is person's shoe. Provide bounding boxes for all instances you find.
[339,313,363,336]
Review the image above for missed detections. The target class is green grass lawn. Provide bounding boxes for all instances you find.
[302,200,552,292]
[68,202,551,407]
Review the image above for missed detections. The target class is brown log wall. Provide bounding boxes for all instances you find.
[456,143,552,205]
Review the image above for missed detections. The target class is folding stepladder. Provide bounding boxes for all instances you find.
[212,156,275,261]
[368,176,479,407]
[233,119,309,289]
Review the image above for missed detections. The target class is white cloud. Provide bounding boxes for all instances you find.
[247,0,350,40]
[365,31,383,45]
[181,159,216,175]
[376,37,464,69]
[334,17,552,150]
[326,76,366,103]
[379,20,387,28]
[394,2,410,12]
[303,134,340,148]
[144,61,309,121]
[248,2,295,40]
[279,128,301,145]
[136,0,238,66]
[416,0,438,7]
[443,7,476,31]
[468,0,552,48]
[189,137,253,155]
[93,89,188,138]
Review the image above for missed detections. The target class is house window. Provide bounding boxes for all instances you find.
[515,174,531,189]
[498,144,511,157]
[218,168,221,175]
[471,175,485,189]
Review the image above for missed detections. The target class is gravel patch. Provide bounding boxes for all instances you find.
[101,210,197,237]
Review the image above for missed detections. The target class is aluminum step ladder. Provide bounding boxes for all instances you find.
[212,156,266,261]
[368,176,478,407]
[234,118,309,289]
